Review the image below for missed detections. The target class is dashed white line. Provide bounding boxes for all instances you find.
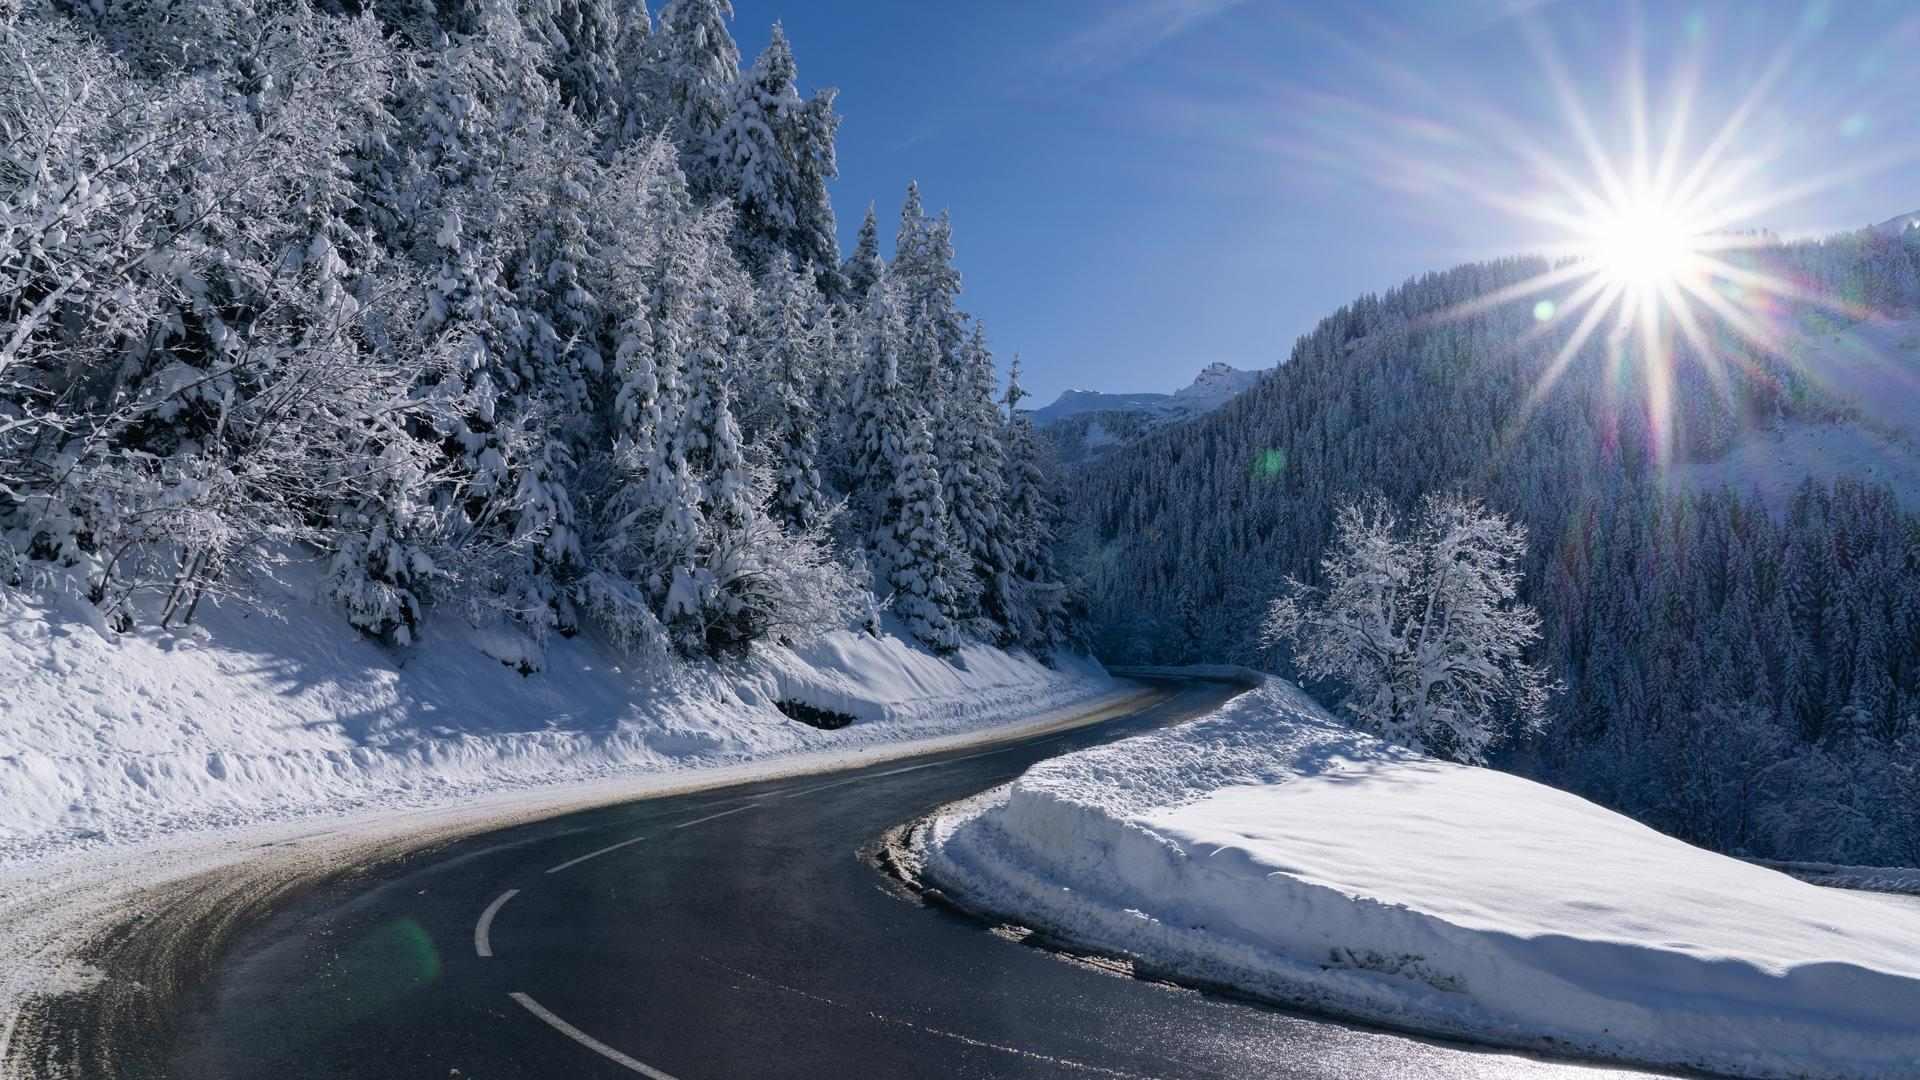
[474,889,519,958]
[780,774,867,799]
[781,744,1031,799]
[545,834,648,875]
[671,802,760,829]
[510,992,683,1080]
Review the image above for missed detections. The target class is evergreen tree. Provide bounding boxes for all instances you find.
[760,262,830,531]
[840,204,884,304]
[653,0,741,196]
[943,322,1013,633]
[882,413,965,651]
[845,275,915,541]
[713,23,840,283]
[1000,357,1071,649]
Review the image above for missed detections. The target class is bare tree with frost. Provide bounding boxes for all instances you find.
[1263,493,1551,763]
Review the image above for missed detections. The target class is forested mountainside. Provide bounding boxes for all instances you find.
[1074,232,1920,865]
[0,0,1074,666]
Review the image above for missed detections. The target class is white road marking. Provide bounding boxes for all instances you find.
[781,744,1030,799]
[671,802,760,829]
[474,889,519,958]
[510,992,683,1080]
[545,834,648,875]
[780,774,867,799]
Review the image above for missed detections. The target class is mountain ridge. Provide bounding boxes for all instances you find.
[1024,362,1267,465]
[1026,362,1264,427]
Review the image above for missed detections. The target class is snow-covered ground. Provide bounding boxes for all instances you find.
[923,677,1920,1080]
[1676,315,1920,509]
[0,564,1142,1074]
[0,560,1120,863]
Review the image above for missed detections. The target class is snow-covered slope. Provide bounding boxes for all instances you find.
[1170,361,1264,411]
[0,561,1118,863]
[1675,315,1920,508]
[1025,362,1263,428]
[1025,389,1180,425]
[924,678,1920,1080]
[1870,209,1920,237]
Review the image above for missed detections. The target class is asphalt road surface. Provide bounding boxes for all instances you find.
[166,680,1671,1079]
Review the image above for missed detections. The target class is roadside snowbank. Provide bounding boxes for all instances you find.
[924,678,1920,1080]
[0,563,1116,862]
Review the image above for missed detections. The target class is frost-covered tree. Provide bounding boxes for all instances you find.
[943,322,1011,633]
[839,203,883,305]
[758,261,830,531]
[999,357,1071,649]
[0,10,469,628]
[713,23,840,282]
[843,275,914,538]
[888,186,964,406]
[881,413,964,651]
[652,0,740,195]
[2,0,1075,675]
[1263,493,1552,763]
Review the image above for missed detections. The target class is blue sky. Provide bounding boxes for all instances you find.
[724,0,1920,406]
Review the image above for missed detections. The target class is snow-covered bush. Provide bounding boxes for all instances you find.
[1263,493,1552,763]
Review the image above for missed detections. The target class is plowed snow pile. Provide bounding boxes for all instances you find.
[925,678,1920,1080]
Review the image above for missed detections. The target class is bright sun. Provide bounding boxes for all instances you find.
[1587,198,1699,289]
[1402,18,1884,475]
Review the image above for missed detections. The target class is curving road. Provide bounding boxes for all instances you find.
[166,681,1670,1079]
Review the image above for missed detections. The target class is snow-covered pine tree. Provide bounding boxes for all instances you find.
[999,356,1071,649]
[839,204,884,306]
[526,0,632,126]
[652,0,741,197]
[605,2,657,145]
[882,412,965,652]
[844,275,915,543]
[758,261,831,532]
[388,15,610,638]
[942,322,1012,635]
[642,218,711,630]
[713,23,841,283]
[662,287,735,651]
[889,192,965,391]
[791,84,845,299]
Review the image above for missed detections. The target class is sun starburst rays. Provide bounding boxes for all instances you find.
[1423,19,1891,472]
[1255,6,1920,477]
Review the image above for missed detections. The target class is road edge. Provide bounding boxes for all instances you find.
[0,682,1168,1080]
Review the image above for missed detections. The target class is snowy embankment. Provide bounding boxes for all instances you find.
[0,563,1120,863]
[923,677,1920,1080]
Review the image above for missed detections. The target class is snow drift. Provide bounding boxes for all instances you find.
[0,562,1116,863]
[924,677,1920,1080]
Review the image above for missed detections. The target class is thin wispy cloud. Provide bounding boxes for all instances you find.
[1054,0,1250,74]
